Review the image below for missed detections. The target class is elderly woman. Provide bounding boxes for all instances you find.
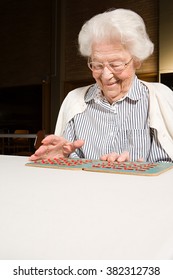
[30,8,173,162]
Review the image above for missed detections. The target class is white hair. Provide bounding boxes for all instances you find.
[78,8,154,61]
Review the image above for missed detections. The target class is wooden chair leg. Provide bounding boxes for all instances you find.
[34,130,46,150]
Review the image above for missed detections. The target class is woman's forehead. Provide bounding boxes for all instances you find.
[91,42,130,60]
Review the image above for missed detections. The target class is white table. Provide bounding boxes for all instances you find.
[0,155,173,260]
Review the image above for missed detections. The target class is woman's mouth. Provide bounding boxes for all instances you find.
[105,80,119,87]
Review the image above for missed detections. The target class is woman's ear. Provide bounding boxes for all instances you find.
[134,59,142,70]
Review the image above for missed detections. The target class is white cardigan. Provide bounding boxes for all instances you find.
[55,81,173,160]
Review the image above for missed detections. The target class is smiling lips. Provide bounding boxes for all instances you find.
[105,80,119,87]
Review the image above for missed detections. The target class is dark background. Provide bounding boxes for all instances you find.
[0,0,159,134]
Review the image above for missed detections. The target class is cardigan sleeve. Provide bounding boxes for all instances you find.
[141,80,173,160]
[54,85,92,136]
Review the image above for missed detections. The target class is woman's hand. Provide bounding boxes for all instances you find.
[100,151,144,162]
[100,151,130,162]
[29,134,84,161]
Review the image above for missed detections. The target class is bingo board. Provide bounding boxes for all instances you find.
[25,158,173,176]
[26,158,92,170]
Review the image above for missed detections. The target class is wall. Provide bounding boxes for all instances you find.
[0,0,61,132]
[159,0,173,74]
[0,0,52,87]
[0,0,159,132]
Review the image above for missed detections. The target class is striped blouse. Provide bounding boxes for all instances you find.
[63,76,172,162]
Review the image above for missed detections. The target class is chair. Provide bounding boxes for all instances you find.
[13,129,31,155]
[34,130,45,150]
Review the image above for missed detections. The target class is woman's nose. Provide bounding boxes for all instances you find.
[101,66,114,79]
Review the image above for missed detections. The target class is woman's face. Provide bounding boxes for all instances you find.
[90,41,138,104]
